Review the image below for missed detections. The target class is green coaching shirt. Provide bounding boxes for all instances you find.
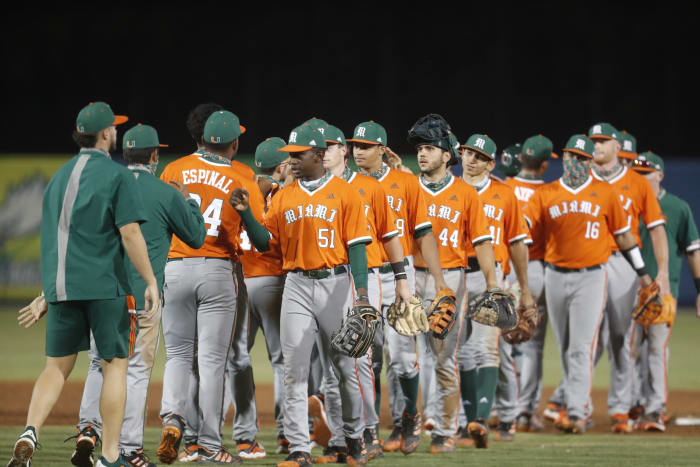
[640,189,700,298]
[41,148,146,302]
[125,164,206,309]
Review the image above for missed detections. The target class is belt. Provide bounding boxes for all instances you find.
[167,257,230,263]
[466,257,500,272]
[415,266,463,272]
[377,257,409,275]
[545,262,602,273]
[292,265,347,279]
[611,250,622,257]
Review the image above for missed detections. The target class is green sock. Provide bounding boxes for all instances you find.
[475,366,499,420]
[398,374,420,415]
[373,367,382,416]
[460,369,478,423]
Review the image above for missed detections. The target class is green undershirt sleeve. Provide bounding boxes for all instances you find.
[413,224,432,239]
[238,207,271,252]
[348,243,368,292]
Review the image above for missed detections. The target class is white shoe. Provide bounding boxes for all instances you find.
[8,429,37,467]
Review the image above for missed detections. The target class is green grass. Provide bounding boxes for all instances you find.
[2,426,699,466]
[2,306,700,389]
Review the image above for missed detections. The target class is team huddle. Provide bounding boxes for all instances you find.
[8,102,700,467]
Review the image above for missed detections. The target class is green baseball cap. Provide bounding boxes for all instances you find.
[204,110,246,145]
[447,132,461,166]
[563,134,595,158]
[618,130,638,159]
[588,122,621,142]
[279,123,328,152]
[76,101,128,134]
[461,134,497,160]
[325,124,346,146]
[255,137,288,169]
[522,135,558,160]
[633,151,664,173]
[499,143,522,176]
[305,117,329,137]
[122,124,168,150]
[346,121,388,145]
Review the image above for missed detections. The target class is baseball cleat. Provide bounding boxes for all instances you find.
[69,425,99,467]
[345,437,367,467]
[428,435,455,454]
[277,450,312,467]
[308,394,331,448]
[312,445,347,464]
[516,412,544,432]
[492,421,515,442]
[363,427,383,460]
[611,413,633,433]
[156,425,182,464]
[197,447,242,464]
[236,439,266,459]
[276,434,290,455]
[382,425,401,452]
[399,411,422,455]
[122,449,156,467]
[543,402,566,423]
[467,419,489,448]
[487,416,500,429]
[8,428,38,467]
[178,443,199,462]
[639,412,666,432]
[455,426,474,447]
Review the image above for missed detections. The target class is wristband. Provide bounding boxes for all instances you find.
[356,295,370,304]
[694,277,700,294]
[395,273,408,281]
[621,246,648,277]
[390,260,406,275]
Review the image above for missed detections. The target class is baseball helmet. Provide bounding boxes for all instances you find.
[499,143,522,176]
[407,114,456,164]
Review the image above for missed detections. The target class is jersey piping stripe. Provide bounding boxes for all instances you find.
[419,175,455,196]
[508,233,528,244]
[415,221,432,231]
[475,177,492,195]
[592,165,627,184]
[558,176,593,195]
[523,214,532,228]
[196,156,231,167]
[347,235,373,246]
[382,229,399,239]
[472,234,494,245]
[686,242,700,252]
[56,153,90,301]
[646,219,666,229]
[613,225,631,236]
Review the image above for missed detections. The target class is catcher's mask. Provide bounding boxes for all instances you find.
[407,113,459,166]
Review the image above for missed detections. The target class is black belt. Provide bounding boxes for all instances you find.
[377,257,409,275]
[167,257,230,262]
[466,257,500,272]
[415,266,463,272]
[545,262,602,273]
[292,265,347,279]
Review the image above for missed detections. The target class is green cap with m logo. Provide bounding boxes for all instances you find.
[279,123,328,152]
[588,122,621,142]
[76,101,128,134]
[346,121,387,145]
[563,134,595,158]
[462,134,497,160]
[122,124,167,150]
[255,137,288,168]
[203,110,246,144]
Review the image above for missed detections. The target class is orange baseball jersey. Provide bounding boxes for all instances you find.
[505,176,547,260]
[591,166,665,250]
[263,175,372,271]
[232,159,256,181]
[376,167,432,258]
[414,175,492,269]
[234,166,283,278]
[347,171,398,268]
[524,177,630,269]
[161,152,244,260]
[466,178,529,265]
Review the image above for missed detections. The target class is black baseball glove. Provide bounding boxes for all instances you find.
[331,303,380,358]
[467,288,518,330]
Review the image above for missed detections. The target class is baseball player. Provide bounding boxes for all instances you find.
[617,130,638,167]
[229,122,374,467]
[63,124,206,467]
[409,120,496,453]
[457,134,532,448]
[156,109,247,465]
[8,102,159,467]
[311,122,410,462]
[524,134,656,434]
[630,151,700,431]
[587,123,669,433]
[502,136,555,431]
[350,121,452,454]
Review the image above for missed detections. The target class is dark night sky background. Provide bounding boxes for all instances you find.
[1,4,699,157]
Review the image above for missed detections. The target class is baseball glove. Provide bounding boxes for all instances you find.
[651,294,676,328]
[386,294,429,337]
[427,288,457,339]
[632,282,663,329]
[467,288,518,330]
[331,303,379,358]
[503,301,539,344]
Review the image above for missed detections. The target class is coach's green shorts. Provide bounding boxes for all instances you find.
[46,295,138,360]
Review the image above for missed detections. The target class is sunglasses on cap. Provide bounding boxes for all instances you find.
[631,159,654,170]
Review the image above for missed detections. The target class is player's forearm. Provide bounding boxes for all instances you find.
[614,230,652,286]
[348,243,369,293]
[238,208,271,252]
[416,230,448,288]
[382,235,405,264]
[649,225,670,275]
[120,222,157,287]
[687,250,700,284]
[176,199,206,249]
[508,240,531,294]
[474,241,499,289]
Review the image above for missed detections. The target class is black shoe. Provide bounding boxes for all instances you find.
[68,425,99,467]
[399,411,422,455]
[382,425,401,452]
[278,450,312,467]
[123,449,156,467]
[197,447,242,465]
[345,437,367,467]
[363,427,383,460]
[312,445,347,464]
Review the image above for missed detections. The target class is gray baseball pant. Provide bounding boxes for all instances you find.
[631,321,671,415]
[77,305,161,453]
[281,269,363,453]
[494,336,520,424]
[545,265,606,420]
[160,258,237,451]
